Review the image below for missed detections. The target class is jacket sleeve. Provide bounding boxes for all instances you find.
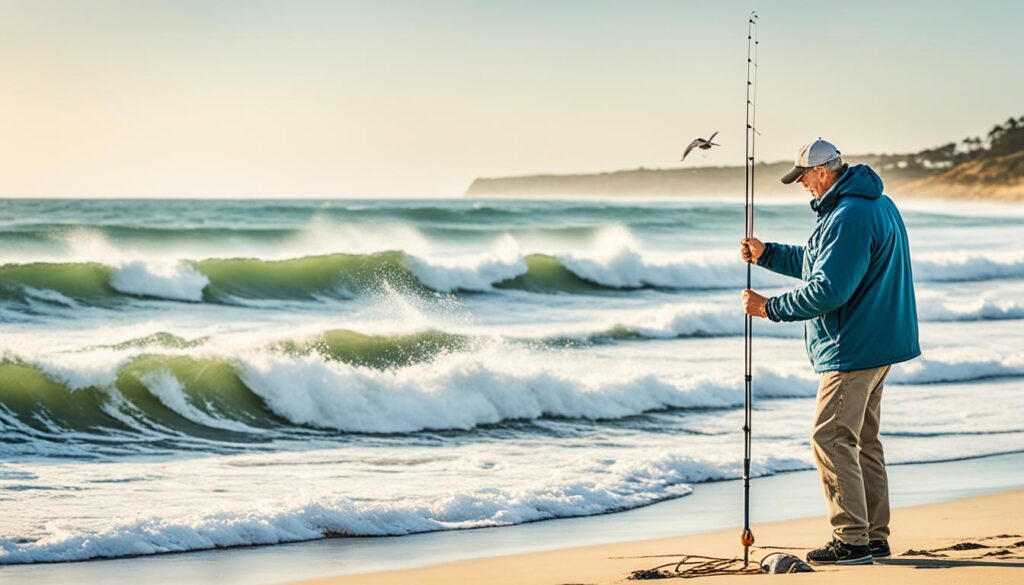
[756,242,804,280]
[765,212,871,322]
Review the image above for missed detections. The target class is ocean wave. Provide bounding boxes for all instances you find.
[888,354,1024,385]
[4,238,1023,308]
[273,329,474,369]
[586,303,802,340]
[590,296,1021,339]
[0,253,423,305]
[917,297,1024,321]
[0,350,811,444]
[0,250,780,307]
[0,451,805,564]
[235,353,817,434]
[404,235,527,292]
[914,251,1024,282]
[3,342,1022,448]
[139,370,262,433]
[96,332,210,351]
[22,286,78,307]
[91,327,472,368]
[109,261,209,302]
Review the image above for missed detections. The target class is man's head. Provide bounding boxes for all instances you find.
[780,139,846,198]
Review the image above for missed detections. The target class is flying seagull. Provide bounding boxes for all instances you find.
[681,131,720,161]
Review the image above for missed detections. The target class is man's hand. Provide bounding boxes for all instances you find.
[742,289,768,318]
[740,237,765,264]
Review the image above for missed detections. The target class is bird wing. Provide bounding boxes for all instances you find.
[707,131,719,142]
[682,139,701,161]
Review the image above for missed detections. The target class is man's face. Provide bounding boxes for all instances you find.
[797,166,832,198]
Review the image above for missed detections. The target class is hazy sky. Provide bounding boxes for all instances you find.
[1,0,1021,197]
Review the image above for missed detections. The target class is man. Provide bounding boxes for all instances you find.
[740,139,921,566]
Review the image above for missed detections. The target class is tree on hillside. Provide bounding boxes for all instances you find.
[915,142,958,167]
[987,115,1024,156]
[960,136,985,156]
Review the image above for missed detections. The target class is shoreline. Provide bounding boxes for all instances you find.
[6,451,1024,585]
[298,487,1024,585]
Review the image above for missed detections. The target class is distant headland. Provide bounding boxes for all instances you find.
[466,115,1024,201]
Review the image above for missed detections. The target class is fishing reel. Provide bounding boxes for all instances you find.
[741,528,755,547]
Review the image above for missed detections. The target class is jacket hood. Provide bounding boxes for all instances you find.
[811,164,884,215]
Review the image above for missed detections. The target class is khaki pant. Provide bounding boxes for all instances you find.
[811,364,892,546]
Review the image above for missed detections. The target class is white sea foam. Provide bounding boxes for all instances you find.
[110,261,209,302]
[889,354,1024,385]
[558,226,787,289]
[234,350,822,434]
[0,451,804,565]
[24,349,131,391]
[917,296,1024,321]
[611,297,1024,339]
[294,215,432,256]
[758,352,1024,387]
[914,251,1024,282]
[404,236,528,292]
[555,294,1023,342]
[610,303,802,339]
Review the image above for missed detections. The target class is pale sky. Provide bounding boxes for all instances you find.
[1,0,1021,197]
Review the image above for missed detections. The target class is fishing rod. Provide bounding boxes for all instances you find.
[741,9,758,567]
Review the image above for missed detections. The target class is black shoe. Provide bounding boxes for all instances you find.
[869,539,891,558]
[806,538,873,565]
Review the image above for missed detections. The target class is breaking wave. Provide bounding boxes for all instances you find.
[914,251,1024,282]
[916,297,1024,321]
[0,351,806,444]
[4,247,1023,310]
[2,341,1022,450]
[888,354,1024,385]
[2,218,1022,307]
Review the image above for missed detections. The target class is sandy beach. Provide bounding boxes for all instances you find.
[4,453,1021,585]
[296,487,1024,585]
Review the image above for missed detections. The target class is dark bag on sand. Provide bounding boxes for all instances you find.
[760,552,815,574]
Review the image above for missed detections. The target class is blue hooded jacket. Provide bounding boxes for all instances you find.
[758,164,921,373]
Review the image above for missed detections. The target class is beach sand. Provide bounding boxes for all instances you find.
[295,488,1024,585]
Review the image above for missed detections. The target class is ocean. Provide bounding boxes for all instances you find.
[1,197,1023,565]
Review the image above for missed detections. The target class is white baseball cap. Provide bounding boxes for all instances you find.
[780,138,842,184]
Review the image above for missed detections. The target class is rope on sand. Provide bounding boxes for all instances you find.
[627,554,763,579]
